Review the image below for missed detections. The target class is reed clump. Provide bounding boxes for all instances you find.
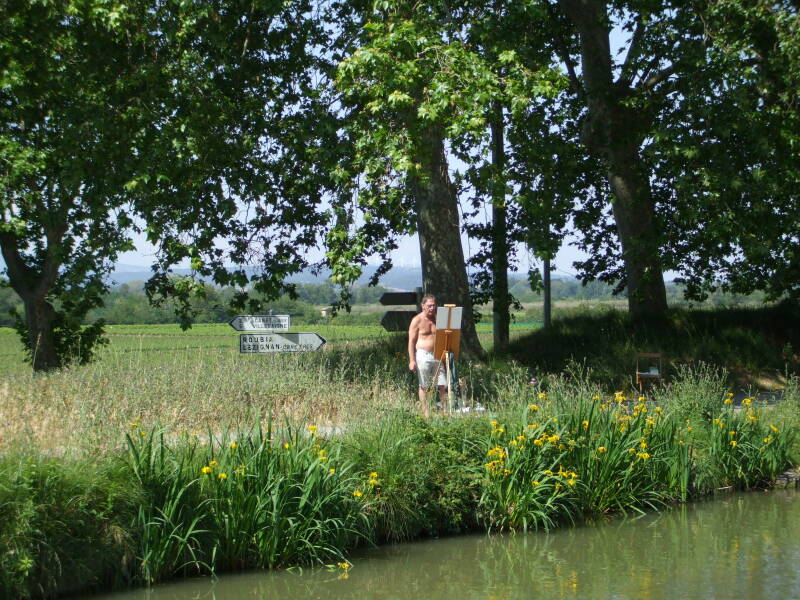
[1,327,799,599]
[2,367,797,599]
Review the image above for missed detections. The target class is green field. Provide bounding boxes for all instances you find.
[0,322,534,456]
[0,321,539,372]
[1,303,796,456]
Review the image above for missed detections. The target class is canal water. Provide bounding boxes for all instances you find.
[96,490,799,600]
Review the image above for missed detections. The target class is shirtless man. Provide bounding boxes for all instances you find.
[408,293,447,417]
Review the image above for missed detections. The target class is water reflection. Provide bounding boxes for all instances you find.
[95,490,799,600]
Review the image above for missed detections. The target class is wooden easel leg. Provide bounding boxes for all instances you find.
[446,352,452,414]
[430,356,445,415]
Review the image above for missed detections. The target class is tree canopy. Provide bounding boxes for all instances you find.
[1,0,798,370]
[1,0,341,369]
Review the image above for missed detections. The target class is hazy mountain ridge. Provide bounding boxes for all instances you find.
[109,264,564,290]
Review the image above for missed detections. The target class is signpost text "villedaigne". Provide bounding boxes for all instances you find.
[229,313,326,354]
[228,314,290,332]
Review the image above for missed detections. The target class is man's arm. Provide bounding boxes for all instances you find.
[408,316,419,372]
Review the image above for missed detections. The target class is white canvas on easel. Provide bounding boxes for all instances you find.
[435,306,462,330]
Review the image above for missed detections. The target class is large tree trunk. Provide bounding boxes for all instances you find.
[413,126,484,361]
[558,0,668,318]
[606,142,668,316]
[22,295,61,371]
[490,104,510,352]
[1,232,63,371]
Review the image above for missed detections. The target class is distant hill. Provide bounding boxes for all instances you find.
[108,264,569,290]
[108,264,429,289]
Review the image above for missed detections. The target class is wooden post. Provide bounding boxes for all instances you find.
[445,351,452,412]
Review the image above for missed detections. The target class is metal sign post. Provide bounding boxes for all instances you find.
[229,311,325,354]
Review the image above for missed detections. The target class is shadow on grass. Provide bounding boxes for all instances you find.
[504,301,800,389]
[301,302,800,399]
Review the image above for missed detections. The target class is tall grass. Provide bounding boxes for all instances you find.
[1,321,799,598]
[340,411,483,541]
[0,332,414,456]
[1,422,373,599]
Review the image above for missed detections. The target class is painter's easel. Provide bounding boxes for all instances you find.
[433,304,462,413]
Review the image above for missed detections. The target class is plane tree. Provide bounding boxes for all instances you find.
[657,1,800,300]
[330,1,497,359]
[0,0,337,370]
[451,0,586,349]
[546,0,800,314]
[329,0,571,358]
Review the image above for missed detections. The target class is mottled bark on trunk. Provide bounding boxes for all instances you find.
[558,0,668,318]
[24,296,62,371]
[413,126,484,361]
[606,144,668,316]
[1,229,64,371]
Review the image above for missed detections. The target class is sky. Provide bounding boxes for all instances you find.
[116,228,590,280]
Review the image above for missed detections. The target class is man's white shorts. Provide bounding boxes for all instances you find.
[416,349,446,388]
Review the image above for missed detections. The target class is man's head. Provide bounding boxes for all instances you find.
[421,294,436,317]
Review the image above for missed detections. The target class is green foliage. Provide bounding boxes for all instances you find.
[476,418,579,532]
[509,277,767,307]
[1,0,164,369]
[0,283,22,328]
[690,400,797,494]
[340,412,483,541]
[0,424,373,598]
[659,1,800,301]
[476,393,687,531]
[11,308,107,368]
[0,279,392,328]
[0,454,138,599]
[124,423,370,581]
[653,362,729,425]
[0,0,342,369]
[1,361,798,598]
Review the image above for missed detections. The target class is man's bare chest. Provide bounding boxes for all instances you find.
[417,319,436,336]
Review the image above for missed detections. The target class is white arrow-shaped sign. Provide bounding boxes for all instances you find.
[239,332,326,354]
[229,314,290,331]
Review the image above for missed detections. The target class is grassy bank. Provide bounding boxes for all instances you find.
[2,307,800,598]
[2,366,799,598]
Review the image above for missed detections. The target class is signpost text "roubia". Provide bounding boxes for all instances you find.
[240,332,326,354]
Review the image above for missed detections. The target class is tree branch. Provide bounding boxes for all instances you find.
[637,64,678,92]
[0,231,37,298]
[618,16,645,89]
[544,1,585,99]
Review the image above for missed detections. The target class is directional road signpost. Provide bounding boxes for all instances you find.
[239,332,326,354]
[228,314,290,332]
[379,288,422,332]
[229,313,325,354]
